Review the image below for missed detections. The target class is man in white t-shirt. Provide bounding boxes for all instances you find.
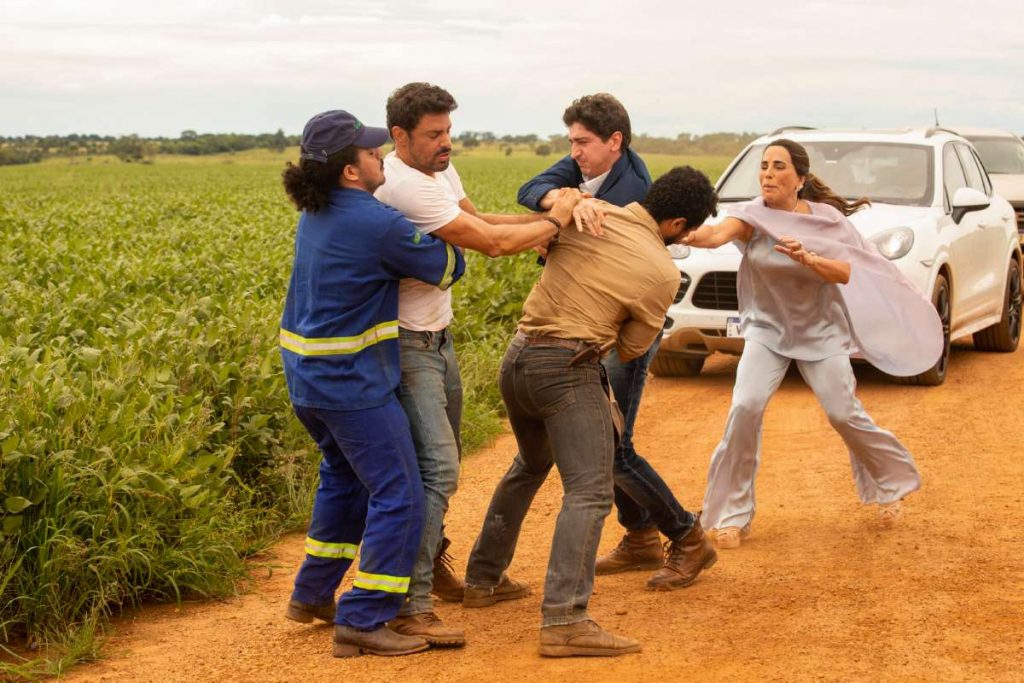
[374,82,581,647]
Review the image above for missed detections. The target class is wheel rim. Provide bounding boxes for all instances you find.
[1008,263,1022,344]
[936,282,951,375]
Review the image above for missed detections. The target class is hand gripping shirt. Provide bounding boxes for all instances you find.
[280,187,465,410]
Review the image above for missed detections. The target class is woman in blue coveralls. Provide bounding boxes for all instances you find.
[278,110,465,657]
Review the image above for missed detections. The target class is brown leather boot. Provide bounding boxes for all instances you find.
[431,536,465,603]
[539,620,641,657]
[284,598,335,623]
[462,574,531,608]
[388,612,466,647]
[646,520,718,591]
[332,625,429,657]
[595,527,663,575]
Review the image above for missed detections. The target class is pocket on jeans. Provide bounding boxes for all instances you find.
[523,368,578,418]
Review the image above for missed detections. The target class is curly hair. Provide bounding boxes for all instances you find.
[642,166,719,228]
[769,138,871,216]
[281,145,359,214]
[562,93,632,148]
[386,82,458,133]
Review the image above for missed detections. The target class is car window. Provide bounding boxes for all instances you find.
[717,141,934,206]
[717,145,763,201]
[942,144,968,209]
[969,137,1024,174]
[955,143,987,194]
[972,148,993,195]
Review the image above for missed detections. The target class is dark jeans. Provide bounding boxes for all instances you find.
[603,336,695,540]
[465,335,614,627]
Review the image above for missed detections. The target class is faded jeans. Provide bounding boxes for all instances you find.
[396,327,463,616]
[604,337,696,540]
[465,335,614,627]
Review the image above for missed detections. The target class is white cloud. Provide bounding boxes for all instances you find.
[1,0,1022,135]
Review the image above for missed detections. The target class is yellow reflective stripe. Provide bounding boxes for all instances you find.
[304,537,358,559]
[438,243,456,290]
[352,571,410,594]
[280,321,398,356]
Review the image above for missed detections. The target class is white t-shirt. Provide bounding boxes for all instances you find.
[375,152,467,331]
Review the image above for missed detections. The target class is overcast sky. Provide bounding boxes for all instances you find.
[2,0,1022,138]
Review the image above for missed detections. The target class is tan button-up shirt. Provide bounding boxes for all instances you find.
[518,202,680,361]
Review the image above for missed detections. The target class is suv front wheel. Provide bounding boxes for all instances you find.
[895,273,950,386]
[650,350,706,377]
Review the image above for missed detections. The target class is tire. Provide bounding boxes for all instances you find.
[973,259,1022,352]
[894,274,950,386]
[650,350,706,377]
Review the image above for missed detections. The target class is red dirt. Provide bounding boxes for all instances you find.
[65,341,1024,682]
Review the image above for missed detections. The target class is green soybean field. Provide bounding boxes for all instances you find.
[0,149,727,676]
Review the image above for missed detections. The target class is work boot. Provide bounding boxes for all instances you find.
[538,620,640,657]
[284,598,335,624]
[463,574,531,608]
[388,611,466,648]
[431,536,465,603]
[595,527,663,575]
[646,520,718,591]
[332,624,429,658]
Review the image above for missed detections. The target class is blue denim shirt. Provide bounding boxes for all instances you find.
[517,148,652,211]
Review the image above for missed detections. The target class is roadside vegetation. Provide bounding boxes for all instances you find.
[0,146,725,677]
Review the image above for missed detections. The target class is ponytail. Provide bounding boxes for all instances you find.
[281,146,358,214]
[800,172,871,217]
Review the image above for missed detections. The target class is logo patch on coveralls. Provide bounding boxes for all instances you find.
[412,230,423,244]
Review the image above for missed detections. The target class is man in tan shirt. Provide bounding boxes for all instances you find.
[462,167,719,657]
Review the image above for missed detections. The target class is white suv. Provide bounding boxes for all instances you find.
[656,127,1023,385]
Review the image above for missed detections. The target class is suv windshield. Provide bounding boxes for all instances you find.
[718,141,935,206]
[968,137,1024,174]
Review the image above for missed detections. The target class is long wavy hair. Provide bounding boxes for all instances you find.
[767,138,871,216]
[281,145,359,214]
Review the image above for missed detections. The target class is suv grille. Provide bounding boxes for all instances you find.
[692,272,739,310]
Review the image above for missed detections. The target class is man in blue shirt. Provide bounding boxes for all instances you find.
[279,110,465,657]
[518,94,707,591]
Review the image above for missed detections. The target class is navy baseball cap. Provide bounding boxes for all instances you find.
[299,110,390,163]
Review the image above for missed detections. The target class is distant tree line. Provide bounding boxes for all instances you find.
[1,128,761,166]
[457,130,761,158]
[0,129,298,165]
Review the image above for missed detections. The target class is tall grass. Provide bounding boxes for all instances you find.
[0,151,723,676]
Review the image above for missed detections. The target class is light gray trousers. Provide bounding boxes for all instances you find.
[700,341,922,531]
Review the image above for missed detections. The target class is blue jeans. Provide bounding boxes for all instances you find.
[466,335,614,626]
[290,399,424,630]
[396,327,463,616]
[603,337,695,540]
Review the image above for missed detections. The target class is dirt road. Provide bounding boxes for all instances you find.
[67,341,1024,682]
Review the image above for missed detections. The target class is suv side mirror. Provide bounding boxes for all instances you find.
[951,187,990,223]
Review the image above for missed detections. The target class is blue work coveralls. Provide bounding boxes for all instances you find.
[280,187,465,630]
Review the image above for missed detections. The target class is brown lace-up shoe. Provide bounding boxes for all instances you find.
[539,620,640,657]
[284,598,335,624]
[431,536,465,603]
[595,527,663,575]
[646,520,718,591]
[388,612,466,647]
[462,574,531,608]
[332,625,429,658]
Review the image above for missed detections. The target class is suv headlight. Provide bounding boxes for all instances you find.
[870,227,915,260]
[668,244,691,260]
